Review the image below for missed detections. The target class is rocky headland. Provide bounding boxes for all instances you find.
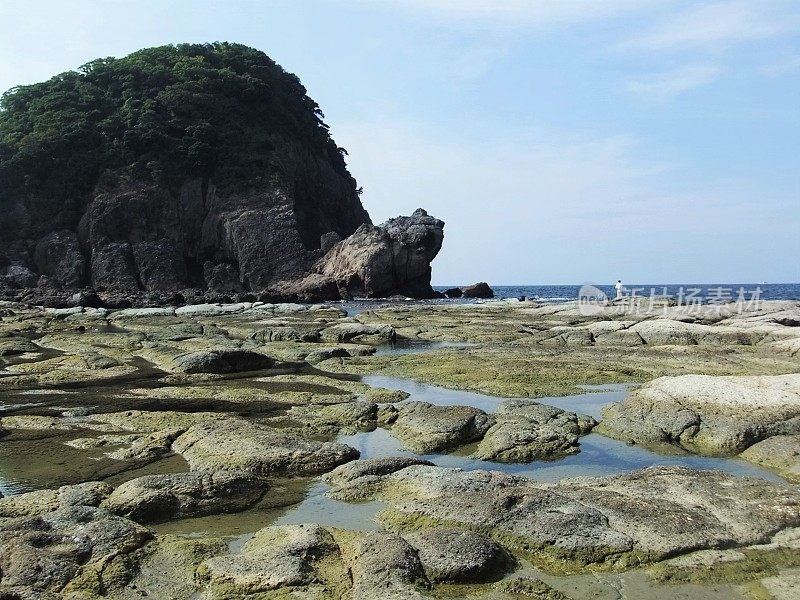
[0,43,444,307]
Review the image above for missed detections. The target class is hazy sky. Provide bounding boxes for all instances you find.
[1,0,798,285]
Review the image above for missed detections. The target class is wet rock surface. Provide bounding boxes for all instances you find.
[597,374,800,455]
[172,418,360,475]
[474,400,597,462]
[388,401,495,454]
[102,470,269,523]
[328,464,800,570]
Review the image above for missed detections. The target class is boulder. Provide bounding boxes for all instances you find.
[172,419,359,475]
[389,401,495,454]
[249,325,321,342]
[102,470,269,523]
[316,208,445,299]
[473,400,596,462]
[1,264,39,288]
[200,524,346,597]
[320,322,396,344]
[443,287,462,298]
[740,435,800,483]
[90,242,140,291]
[0,504,150,597]
[34,230,86,288]
[597,374,800,455]
[0,482,113,518]
[404,528,512,583]
[171,349,276,374]
[348,531,430,600]
[285,401,378,433]
[323,456,435,485]
[462,282,494,298]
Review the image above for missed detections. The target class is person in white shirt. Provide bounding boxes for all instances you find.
[615,280,624,299]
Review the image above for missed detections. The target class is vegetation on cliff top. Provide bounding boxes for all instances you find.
[0,42,357,207]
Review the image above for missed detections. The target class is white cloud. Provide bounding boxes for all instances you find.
[330,116,796,283]
[759,54,800,76]
[616,1,800,52]
[363,0,663,27]
[626,64,722,102]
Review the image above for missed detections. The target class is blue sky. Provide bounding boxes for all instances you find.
[1,0,798,285]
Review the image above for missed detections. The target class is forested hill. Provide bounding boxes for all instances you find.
[0,43,376,302]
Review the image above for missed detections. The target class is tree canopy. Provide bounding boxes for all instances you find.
[0,42,355,206]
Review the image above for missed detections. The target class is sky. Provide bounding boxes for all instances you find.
[1,0,798,285]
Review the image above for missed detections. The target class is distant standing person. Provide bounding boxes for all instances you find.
[615,280,624,300]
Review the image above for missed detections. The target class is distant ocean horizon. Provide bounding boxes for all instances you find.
[433,283,800,303]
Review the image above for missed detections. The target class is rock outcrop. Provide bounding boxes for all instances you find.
[311,209,445,299]
[473,400,596,462]
[462,282,494,298]
[171,419,359,475]
[0,44,444,306]
[327,464,800,570]
[385,401,495,454]
[597,374,800,455]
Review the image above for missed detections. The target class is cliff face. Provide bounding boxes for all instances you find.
[0,43,443,305]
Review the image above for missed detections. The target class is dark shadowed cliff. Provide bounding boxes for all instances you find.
[0,43,443,305]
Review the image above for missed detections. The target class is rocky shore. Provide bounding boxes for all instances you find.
[1,297,799,599]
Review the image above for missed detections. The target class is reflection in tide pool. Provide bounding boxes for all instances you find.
[348,377,784,483]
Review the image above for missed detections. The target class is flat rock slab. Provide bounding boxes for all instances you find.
[0,481,112,518]
[405,527,512,583]
[200,524,347,597]
[473,400,596,462]
[171,349,277,374]
[328,464,800,570]
[102,470,269,523]
[388,401,495,454]
[0,505,151,597]
[740,435,800,483]
[597,374,800,455]
[172,418,359,475]
[324,456,435,485]
[320,322,396,344]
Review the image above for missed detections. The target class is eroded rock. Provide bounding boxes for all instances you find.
[172,419,359,475]
[389,401,495,454]
[473,400,596,462]
[597,374,800,455]
[102,470,269,523]
[328,464,800,570]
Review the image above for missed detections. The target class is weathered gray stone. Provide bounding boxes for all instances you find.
[348,530,430,600]
[405,528,512,583]
[199,524,347,597]
[473,400,596,462]
[102,470,269,523]
[740,435,800,483]
[329,465,800,569]
[172,418,359,475]
[597,374,800,455]
[324,456,435,485]
[390,401,495,454]
[320,322,396,343]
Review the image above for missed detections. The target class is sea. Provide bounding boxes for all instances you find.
[438,283,800,303]
[337,283,800,315]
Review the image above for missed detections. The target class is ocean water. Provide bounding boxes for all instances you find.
[435,283,800,303]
